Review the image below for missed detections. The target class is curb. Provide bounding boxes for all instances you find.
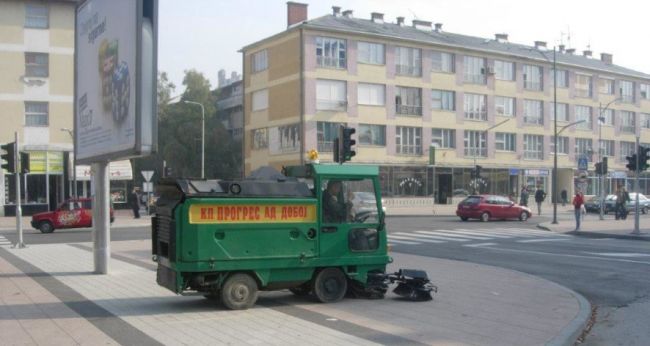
[545,286,592,346]
[536,223,552,232]
[565,230,650,242]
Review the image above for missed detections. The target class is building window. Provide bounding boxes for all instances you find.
[550,136,569,155]
[271,124,301,153]
[251,128,268,149]
[523,64,543,91]
[600,108,615,126]
[523,134,543,160]
[575,138,593,161]
[464,130,487,157]
[25,53,48,77]
[575,105,592,130]
[620,80,635,103]
[494,60,514,81]
[317,122,345,152]
[395,46,421,76]
[641,113,650,129]
[251,89,268,111]
[599,140,614,157]
[358,83,385,106]
[550,69,568,88]
[316,79,346,111]
[620,111,636,133]
[359,124,386,146]
[464,93,487,121]
[575,74,593,98]
[251,50,268,73]
[550,103,568,122]
[25,4,48,29]
[431,51,454,73]
[395,86,422,116]
[463,56,486,84]
[523,99,543,125]
[640,84,650,100]
[25,102,48,126]
[357,42,385,65]
[396,126,422,155]
[495,132,516,152]
[431,89,455,111]
[599,78,615,95]
[432,129,455,149]
[495,96,514,117]
[620,141,635,161]
[316,37,346,69]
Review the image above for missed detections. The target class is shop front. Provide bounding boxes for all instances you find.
[73,160,133,209]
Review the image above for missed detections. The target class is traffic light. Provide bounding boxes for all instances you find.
[626,154,638,172]
[333,137,340,163]
[342,127,356,162]
[602,157,608,175]
[475,165,482,177]
[639,146,650,171]
[164,166,173,177]
[20,152,29,174]
[1,142,15,173]
[595,162,602,175]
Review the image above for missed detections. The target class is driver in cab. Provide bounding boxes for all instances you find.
[322,181,350,223]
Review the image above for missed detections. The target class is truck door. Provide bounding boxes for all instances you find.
[319,178,382,258]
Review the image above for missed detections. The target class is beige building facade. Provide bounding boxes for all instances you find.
[243,3,650,202]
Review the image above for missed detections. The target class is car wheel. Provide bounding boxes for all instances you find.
[313,268,348,303]
[39,221,54,234]
[519,211,528,221]
[220,273,258,310]
[460,217,469,221]
[480,212,490,222]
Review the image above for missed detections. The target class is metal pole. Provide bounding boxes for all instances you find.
[201,103,205,179]
[634,136,640,235]
[92,162,110,274]
[552,47,558,224]
[13,131,25,248]
[599,104,604,220]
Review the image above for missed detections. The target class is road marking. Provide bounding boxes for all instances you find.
[386,239,420,245]
[517,238,571,243]
[583,252,650,258]
[452,229,513,238]
[485,247,650,265]
[0,235,10,246]
[387,234,444,243]
[473,228,566,237]
[463,242,497,247]
[416,230,492,240]
[393,232,469,242]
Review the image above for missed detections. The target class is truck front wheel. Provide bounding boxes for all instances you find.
[220,273,258,310]
[313,268,347,303]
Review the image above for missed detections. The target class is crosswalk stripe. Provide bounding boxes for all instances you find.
[393,232,469,242]
[416,230,492,240]
[387,239,419,245]
[472,228,566,237]
[463,242,497,247]
[387,235,444,243]
[516,238,571,243]
[451,229,513,238]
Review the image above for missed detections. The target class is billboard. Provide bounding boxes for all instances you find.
[75,0,157,164]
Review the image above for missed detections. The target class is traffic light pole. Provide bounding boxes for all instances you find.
[13,131,25,249]
[633,136,640,235]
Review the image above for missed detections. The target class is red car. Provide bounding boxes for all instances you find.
[30,198,114,233]
[456,195,531,222]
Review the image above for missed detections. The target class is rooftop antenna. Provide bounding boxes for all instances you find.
[566,25,572,48]
[408,8,419,20]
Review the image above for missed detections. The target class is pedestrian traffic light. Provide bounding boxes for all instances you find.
[595,162,602,175]
[602,157,608,175]
[20,152,29,174]
[1,142,15,173]
[475,165,482,177]
[639,146,650,171]
[626,154,637,172]
[341,127,356,162]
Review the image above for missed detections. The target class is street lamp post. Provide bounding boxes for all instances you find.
[471,118,512,194]
[597,98,621,220]
[183,100,205,179]
[61,128,76,198]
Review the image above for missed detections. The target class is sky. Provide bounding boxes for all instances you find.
[158,0,649,92]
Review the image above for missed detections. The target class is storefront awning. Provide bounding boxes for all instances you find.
[72,160,133,181]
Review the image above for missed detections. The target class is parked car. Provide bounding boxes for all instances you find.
[456,195,532,222]
[583,196,605,213]
[30,198,115,233]
[603,193,650,214]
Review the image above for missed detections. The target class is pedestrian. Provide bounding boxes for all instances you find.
[572,190,584,231]
[129,187,141,219]
[615,186,630,220]
[519,186,529,207]
[561,189,568,207]
[534,185,546,216]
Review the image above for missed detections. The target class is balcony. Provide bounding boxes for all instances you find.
[524,116,543,125]
[524,151,543,160]
[464,147,487,157]
[316,56,346,69]
[316,100,347,112]
[620,94,635,103]
[576,122,592,131]
[620,125,636,133]
[396,104,422,116]
[395,64,421,76]
[464,73,485,84]
[524,81,542,91]
[575,88,592,98]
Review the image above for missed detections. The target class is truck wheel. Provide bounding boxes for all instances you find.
[220,273,258,310]
[313,268,347,303]
[39,221,54,234]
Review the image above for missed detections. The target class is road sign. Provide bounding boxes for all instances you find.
[578,155,588,171]
[141,170,154,182]
[142,182,153,192]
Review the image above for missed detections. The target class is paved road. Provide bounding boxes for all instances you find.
[386,216,650,345]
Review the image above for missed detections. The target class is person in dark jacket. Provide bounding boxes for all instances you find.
[322,181,347,223]
[534,186,547,216]
[519,186,529,207]
[128,187,141,219]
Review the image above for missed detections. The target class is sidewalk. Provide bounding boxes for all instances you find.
[0,240,590,345]
[538,213,650,240]
[0,209,152,231]
[386,202,573,217]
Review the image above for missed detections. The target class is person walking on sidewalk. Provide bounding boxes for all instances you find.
[128,187,141,219]
[519,186,529,207]
[534,186,546,216]
[572,190,584,231]
[615,186,630,220]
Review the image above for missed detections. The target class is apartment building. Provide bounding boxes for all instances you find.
[242,3,650,202]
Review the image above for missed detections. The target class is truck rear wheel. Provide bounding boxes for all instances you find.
[220,273,258,310]
[313,268,347,303]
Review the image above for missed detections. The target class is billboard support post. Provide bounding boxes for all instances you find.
[92,162,110,273]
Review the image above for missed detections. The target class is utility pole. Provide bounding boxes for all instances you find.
[633,136,641,235]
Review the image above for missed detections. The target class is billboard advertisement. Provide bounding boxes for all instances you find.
[75,0,157,164]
